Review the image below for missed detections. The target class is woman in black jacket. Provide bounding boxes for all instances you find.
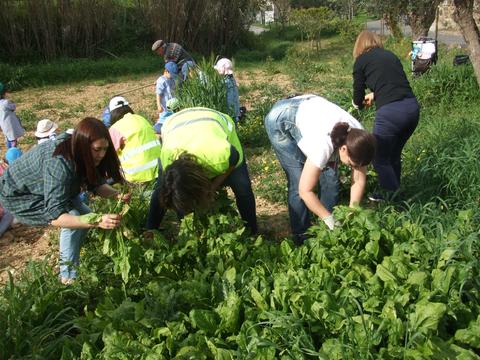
[352,30,420,201]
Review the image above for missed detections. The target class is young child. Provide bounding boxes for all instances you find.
[0,82,25,148]
[0,146,22,236]
[214,58,241,124]
[156,61,178,121]
[35,118,59,144]
[153,97,181,134]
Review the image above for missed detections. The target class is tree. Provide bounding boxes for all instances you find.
[290,7,337,50]
[366,0,405,39]
[452,0,480,85]
[366,0,443,40]
[271,0,291,29]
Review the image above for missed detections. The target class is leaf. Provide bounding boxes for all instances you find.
[455,316,480,348]
[206,339,234,360]
[216,290,241,333]
[376,264,397,283]
[409,301,447,334]
[79,212,103,224]
[223,267,236,286]
[250,287,268,311]
[437,248,456,269]
[189,309,220,336]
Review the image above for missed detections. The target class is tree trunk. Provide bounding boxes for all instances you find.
[384,13,403,39]
[408,1,442,40]
[453,0,480,86]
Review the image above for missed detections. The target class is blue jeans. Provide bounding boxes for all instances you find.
[146,159,258,234]
[373,97,420,192]
[59,197,91,280]
[181,60,196,81]
[264,97,339,243]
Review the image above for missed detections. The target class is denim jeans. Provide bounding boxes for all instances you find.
[59,197,91,280]
[146,158,258,234]
[264,97,339,243]
[373,97,420,192]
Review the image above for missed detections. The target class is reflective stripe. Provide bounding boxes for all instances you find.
[123,159,158,175]
[120,140,161,162]
[169,108,233,132]
[163,117,228,136]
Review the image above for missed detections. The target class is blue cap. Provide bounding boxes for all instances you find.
[165,61,178,75]
[5,147,22,164]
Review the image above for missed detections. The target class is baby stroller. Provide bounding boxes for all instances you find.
[411,37,438,76]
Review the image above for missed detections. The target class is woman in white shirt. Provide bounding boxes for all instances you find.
[264,94,376,244]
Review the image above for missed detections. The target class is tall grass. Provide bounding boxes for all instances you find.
[0,53,160,91]
[176,57,229,116]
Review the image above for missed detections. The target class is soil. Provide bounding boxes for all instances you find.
[0,68,292,284]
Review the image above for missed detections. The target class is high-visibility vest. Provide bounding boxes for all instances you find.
[111,113,161,183]
[160,107,243,178]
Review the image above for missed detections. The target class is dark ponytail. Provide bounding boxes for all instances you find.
[330,122,350,149]
[330,122,376,167]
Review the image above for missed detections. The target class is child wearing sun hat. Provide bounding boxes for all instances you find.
[35,119,59,144]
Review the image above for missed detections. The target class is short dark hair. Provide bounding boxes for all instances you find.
[53,117,124,186]
[330,122,376,166]
[110,105,134,126]
[160,153,213,214]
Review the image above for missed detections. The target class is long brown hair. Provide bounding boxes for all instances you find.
[53,117,124,186]
[160,153,214,214]
[330,122,376,167]
[353,30,383,59]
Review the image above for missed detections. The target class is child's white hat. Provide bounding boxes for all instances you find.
[35,119,58,138]
[214,58,234,75]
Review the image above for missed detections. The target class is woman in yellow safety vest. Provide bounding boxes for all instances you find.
[146,107,257,234]
[108,96,162,183]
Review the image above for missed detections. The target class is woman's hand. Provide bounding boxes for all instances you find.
[98,214,122,229]
[363,92,374,107]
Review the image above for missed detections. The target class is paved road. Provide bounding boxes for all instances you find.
[366,20,466,47]
[250,21,465,47]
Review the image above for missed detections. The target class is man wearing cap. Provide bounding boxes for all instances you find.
[152,40,196,81]
[35,119,59,144]
[156,61,178,119]
[108,96,161,183]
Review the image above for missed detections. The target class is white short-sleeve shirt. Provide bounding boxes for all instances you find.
[295,95,363,169]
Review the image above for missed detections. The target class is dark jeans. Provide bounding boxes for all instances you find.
[264,97,339,243]
[146,159,257,234]
[373,96,420,192]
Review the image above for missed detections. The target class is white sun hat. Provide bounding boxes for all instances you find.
[214,58,234,75]
[35,119,58,138]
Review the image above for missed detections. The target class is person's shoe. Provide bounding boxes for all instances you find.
[368,193,385,202]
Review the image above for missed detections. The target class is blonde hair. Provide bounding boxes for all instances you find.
[353,30,383,59]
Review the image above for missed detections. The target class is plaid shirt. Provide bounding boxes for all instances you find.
[164,42,193,67]
[0,133,82,225]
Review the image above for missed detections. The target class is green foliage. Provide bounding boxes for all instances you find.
[412,62,480,107]
[176,57,230,116]
[290,7,339,50]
